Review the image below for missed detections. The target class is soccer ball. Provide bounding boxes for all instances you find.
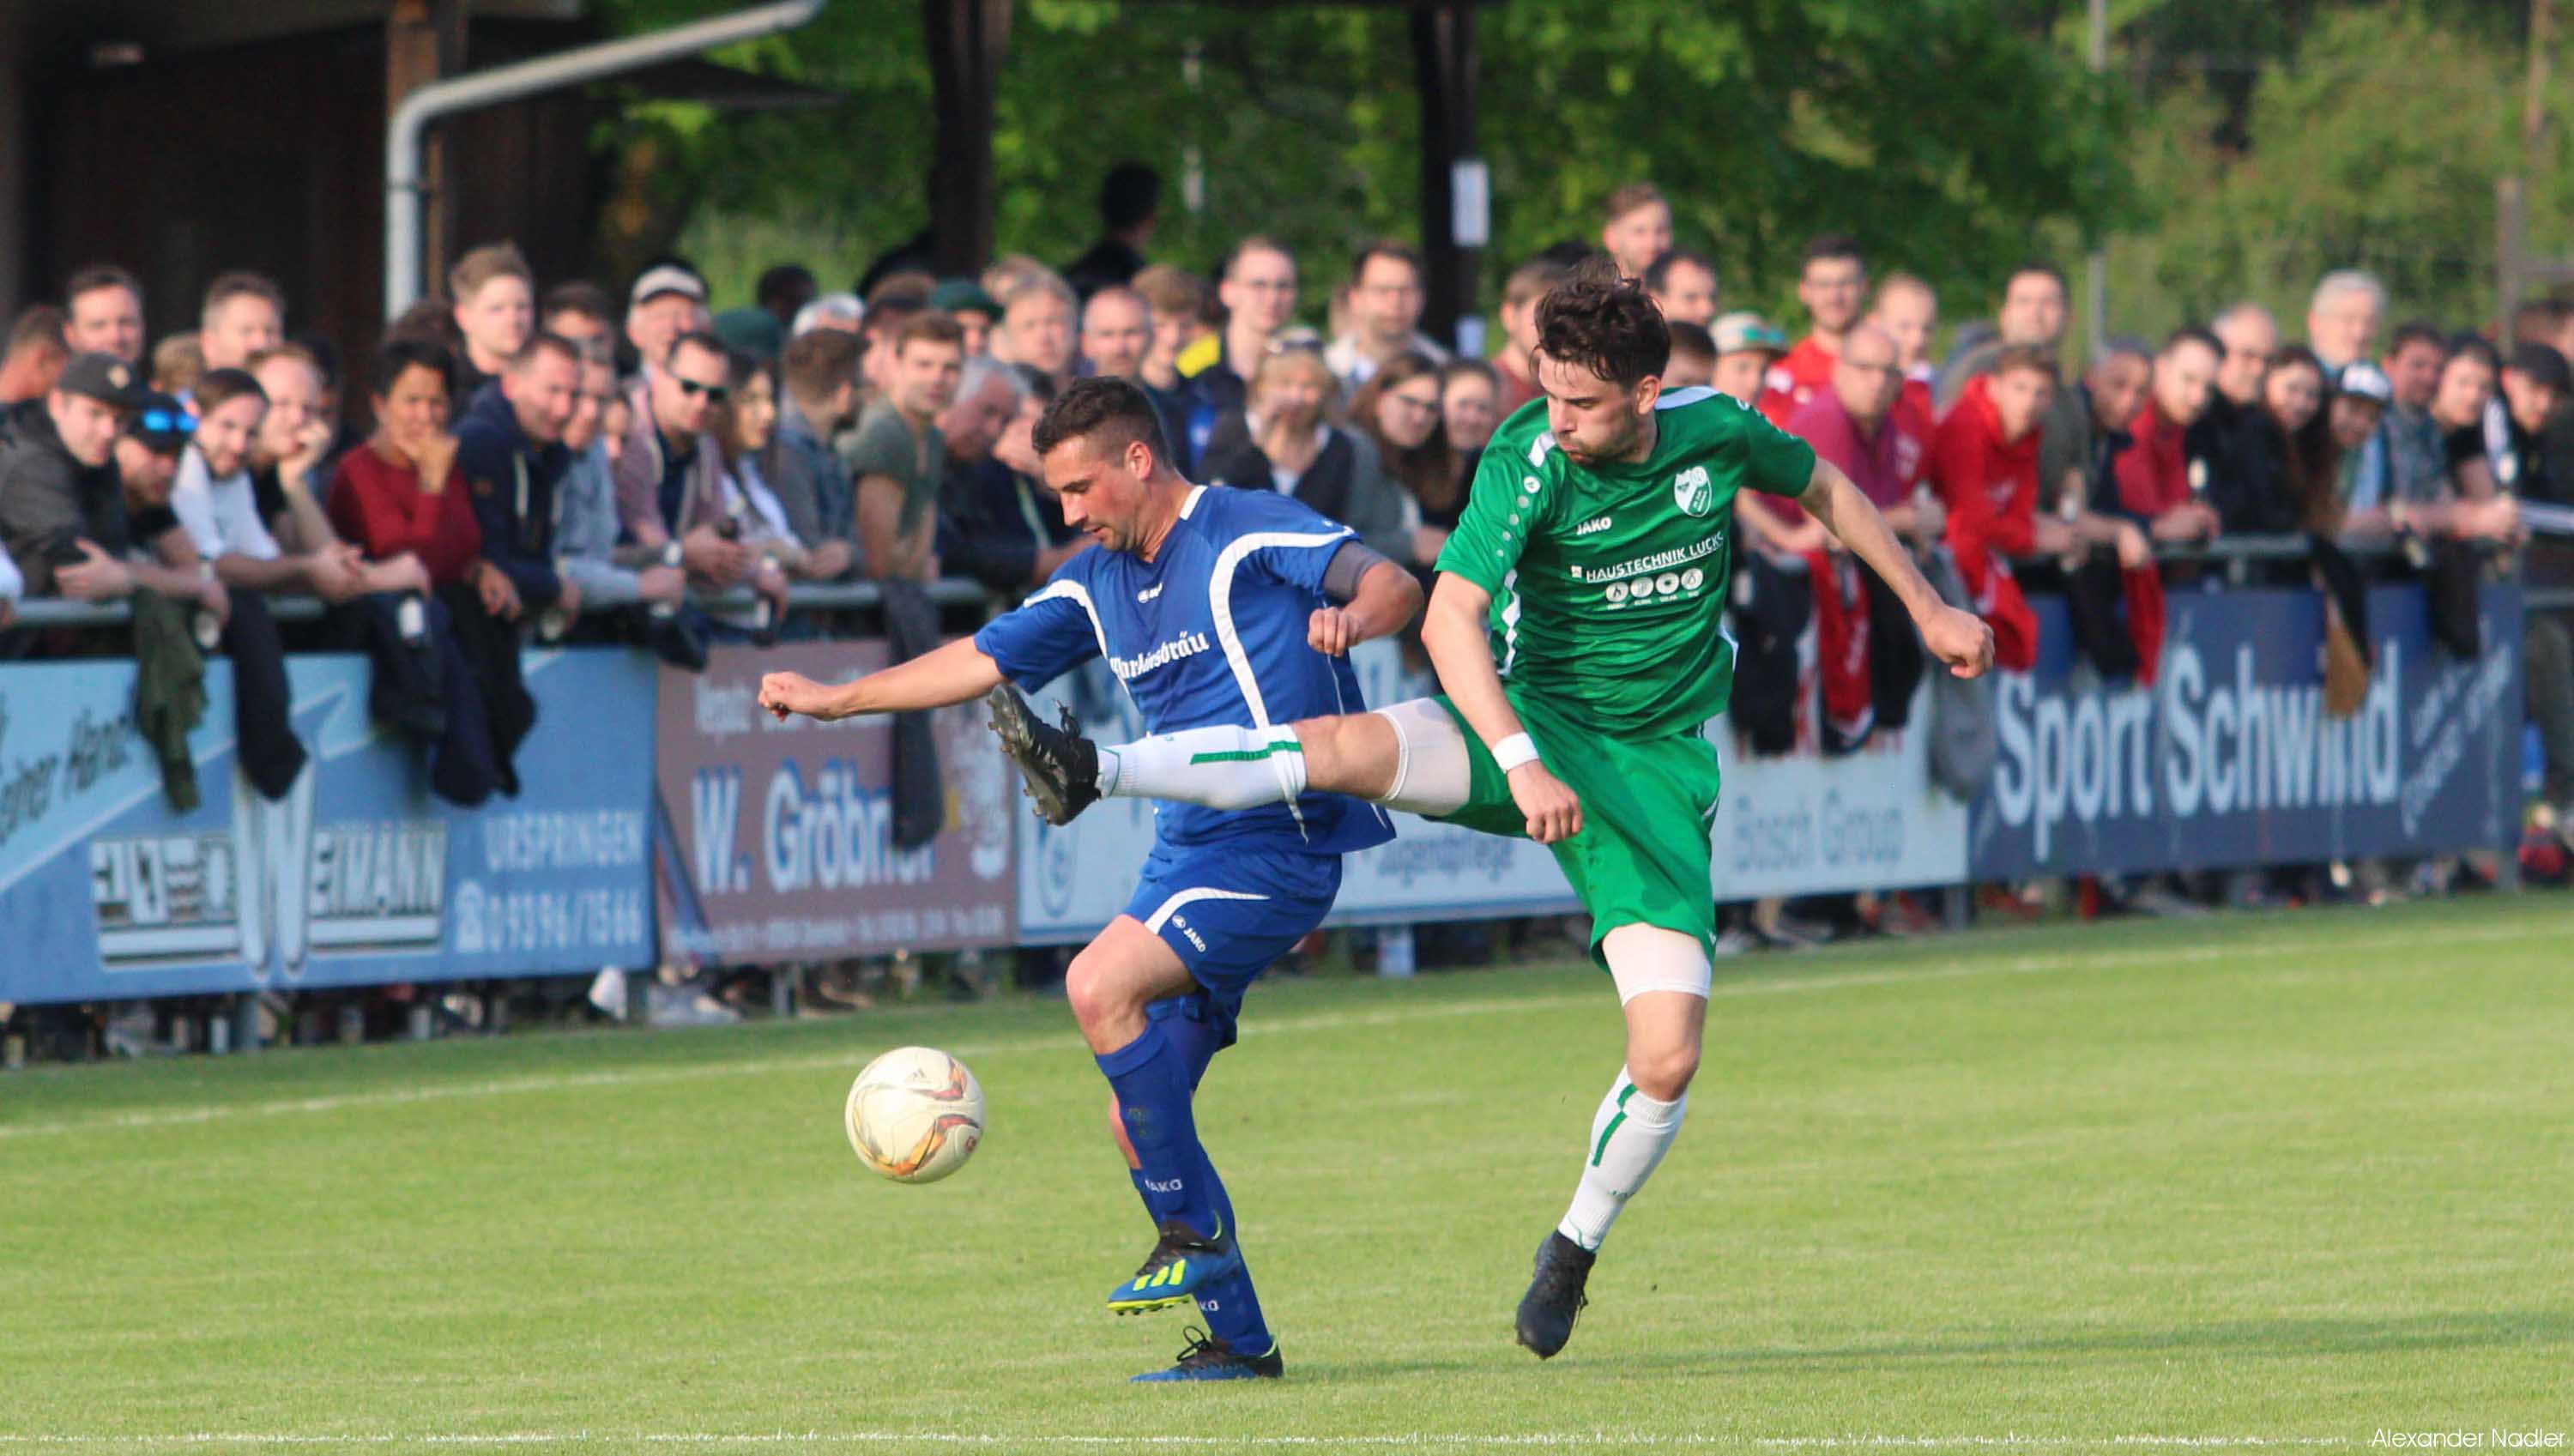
[845,1046,985,1184]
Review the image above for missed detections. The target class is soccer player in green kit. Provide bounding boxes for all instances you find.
[988,259,1993,1359]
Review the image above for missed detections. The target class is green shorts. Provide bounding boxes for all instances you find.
[1427,692,1721,964]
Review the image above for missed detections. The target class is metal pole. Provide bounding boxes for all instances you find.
[2083,0,2108,366]
[385,0,826,320]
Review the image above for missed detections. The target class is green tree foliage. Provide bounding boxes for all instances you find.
[591,0,2126,328]
[2104,3,2555,339]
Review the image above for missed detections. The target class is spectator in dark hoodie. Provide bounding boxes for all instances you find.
[454,333,583,624]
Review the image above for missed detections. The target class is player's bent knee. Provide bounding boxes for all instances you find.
[1627,1042,1701,1102]
[1294,713,1398,800]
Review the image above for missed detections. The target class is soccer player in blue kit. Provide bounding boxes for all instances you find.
[758,378,1423,1382]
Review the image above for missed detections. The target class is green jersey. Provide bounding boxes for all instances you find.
[1434,386,1817,739]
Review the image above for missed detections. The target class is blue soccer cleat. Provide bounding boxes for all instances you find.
[1130,1326,1284,1383]
[1107,1217,1241,1315]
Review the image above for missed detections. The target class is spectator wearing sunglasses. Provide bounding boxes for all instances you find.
[614,329,749,589]
[0,355,221,615]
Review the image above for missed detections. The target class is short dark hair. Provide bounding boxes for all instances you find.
[192,366,267,417]
[758,263,818,312]
[2162,326,2224,360]
[1644,249,1716,294]
[1503,257,1572,311]
[1101,161,1163,233]
[1801,233,1865,272]
[2005,260,2069,298]
[1032,375,1170,466]
[509,332,584,373]
[1012,362,1060,408]
[782,327,862,402]
[1993,342,2060,384]
[1351,239,1423,283]
[2515,298,2574,347]
[2446,335,2500,375]
[2388,320,2449,359]
[861,297,923,341]
[1666,320,1716,362]
[2097,334,2154,367]
[202,270,287,322]
[895,311,967,354]
[65,263,142,309]
[541,280,616,327]
[866,271,938,311]
[1533,257,1670,390]
[667,328,729,369]
[8,304,65,353]
[373,336,456,398]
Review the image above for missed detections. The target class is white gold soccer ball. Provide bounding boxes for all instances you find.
[845,1046,985,1184]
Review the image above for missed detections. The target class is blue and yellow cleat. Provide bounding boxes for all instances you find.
[1131,1326,1284,1383]
[1107,1217,1241,1316]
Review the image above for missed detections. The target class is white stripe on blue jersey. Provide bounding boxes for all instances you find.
[975,484,1397,856]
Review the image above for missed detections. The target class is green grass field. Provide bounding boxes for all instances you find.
[3,897,2568,1453]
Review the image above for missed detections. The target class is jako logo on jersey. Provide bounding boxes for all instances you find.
[1574,516,1614,535]
[1137,583,1164,603]
[1111,631,1211,680]
[1673,464,1715,517]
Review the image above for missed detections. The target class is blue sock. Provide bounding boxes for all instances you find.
[1103,1015,1272,1355]
[1146,1011,1271,1354]
[1094,1023,1221,1239]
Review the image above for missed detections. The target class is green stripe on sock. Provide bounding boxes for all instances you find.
[1188,743,1306,764]
[1589,1083,1640,1167]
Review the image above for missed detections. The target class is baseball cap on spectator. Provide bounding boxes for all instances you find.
[2336,359,2394,405]
[713,305,784,360]
[629,264,707,308]
[124,390,196,455]
[1710,311,1789,359]
[2508,341,2573,394]
[57,351,148,410]
[930,279,1002,318]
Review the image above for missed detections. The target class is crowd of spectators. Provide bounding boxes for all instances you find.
[2,159,2569,1024]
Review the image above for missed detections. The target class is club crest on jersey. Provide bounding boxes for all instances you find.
[1673,464,1715,518]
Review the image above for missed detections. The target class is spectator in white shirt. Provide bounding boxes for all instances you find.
[171,368,369,601]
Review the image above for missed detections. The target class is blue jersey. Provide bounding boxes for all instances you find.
[974,484,1396,857]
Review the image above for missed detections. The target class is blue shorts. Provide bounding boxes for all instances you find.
[1121,842,1342,1049]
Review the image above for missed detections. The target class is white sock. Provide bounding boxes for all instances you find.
[1556,1068,1687,1251]
[1097,724,1308,808]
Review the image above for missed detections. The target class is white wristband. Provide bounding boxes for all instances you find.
[1491,732,1541,773]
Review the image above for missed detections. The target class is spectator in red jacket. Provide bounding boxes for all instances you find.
[1933,346,2143,669]
[1759,233,1867,425]
[2113,328,2226,545]
[326,338,483,586]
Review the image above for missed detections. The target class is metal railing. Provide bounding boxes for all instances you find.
[9,577,994,631]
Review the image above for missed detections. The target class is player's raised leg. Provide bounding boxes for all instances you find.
[988,688,1463,824]
[1517,926,1709,1359]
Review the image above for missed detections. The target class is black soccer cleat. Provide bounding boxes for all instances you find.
[985,683,1101,826]
[1514,1230,1596,1359]
[1130,1325,1285,1383]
